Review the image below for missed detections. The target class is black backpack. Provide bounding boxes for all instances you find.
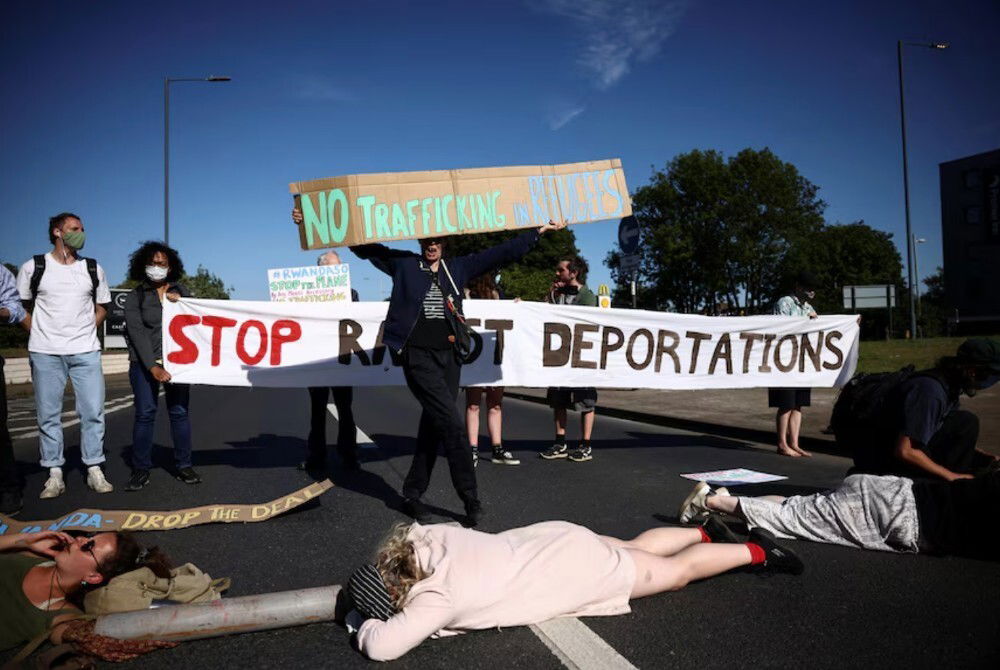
[830,365,918,448]
[28,254,101,306]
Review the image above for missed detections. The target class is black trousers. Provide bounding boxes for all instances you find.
[401,346,477,505]
[307,386,357,463]
[924,409,989,474]
[0,357,18,491]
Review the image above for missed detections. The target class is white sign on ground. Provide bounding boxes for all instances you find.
[680,469,788,486]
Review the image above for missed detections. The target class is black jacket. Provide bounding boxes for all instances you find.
[351,230,539,352]
[123,282,190,369]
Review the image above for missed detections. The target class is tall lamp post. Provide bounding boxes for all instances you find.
[912,234,927,318]
[897,40,946,339]
[164,75,231,246]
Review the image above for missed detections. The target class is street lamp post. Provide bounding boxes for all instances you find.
[897,40,947,339]
[913,234,927,318]
[164,75,231,246]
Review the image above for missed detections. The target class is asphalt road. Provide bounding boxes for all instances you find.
[3,384,999,669]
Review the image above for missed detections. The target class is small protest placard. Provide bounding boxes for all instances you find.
[268,264,351,303]
[680,468,787,486]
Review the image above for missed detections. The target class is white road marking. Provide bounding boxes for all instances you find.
[326,403,376,448]
[11,393,149,440]
[530,618,638,670]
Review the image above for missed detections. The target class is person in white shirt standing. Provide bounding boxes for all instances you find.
[16,213,113,498]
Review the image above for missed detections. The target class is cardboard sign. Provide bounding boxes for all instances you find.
[268,264,352,303]
[0,480,333,535]
[289,159,632,248]
[162,299,860,390]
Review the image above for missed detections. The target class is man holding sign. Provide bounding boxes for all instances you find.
[295,206,566,527]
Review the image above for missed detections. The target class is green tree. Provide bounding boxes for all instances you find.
[609,148,825,313]
[918,266,948,337]
[116,265,232,299]
[443,228,580,300]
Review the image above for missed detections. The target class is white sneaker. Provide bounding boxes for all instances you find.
[87,467,114,493]
[678,482,730,524]
[40,475,65,499]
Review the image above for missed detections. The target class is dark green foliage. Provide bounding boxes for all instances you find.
[444,228,581,300]
[610,148,825,314]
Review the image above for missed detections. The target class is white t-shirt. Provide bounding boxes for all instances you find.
[17,253,111,355]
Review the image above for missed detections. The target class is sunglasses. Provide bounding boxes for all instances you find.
[80,537,105,574]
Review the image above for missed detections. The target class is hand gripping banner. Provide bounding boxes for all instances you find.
[162,299,859,389]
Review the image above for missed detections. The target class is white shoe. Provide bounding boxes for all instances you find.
[87,467,114,493]
[678,482,731,524]
[40,475,65,499]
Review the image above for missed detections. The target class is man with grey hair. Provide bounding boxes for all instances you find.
[299,250,360,473]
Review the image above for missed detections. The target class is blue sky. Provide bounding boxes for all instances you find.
[2,0,997,302]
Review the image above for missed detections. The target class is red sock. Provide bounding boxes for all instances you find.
[697,527,712,543]
[746,542,766,565]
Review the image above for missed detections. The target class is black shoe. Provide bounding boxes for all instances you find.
[540,443,568,459]
[463,500,483,528]
[0,488,22,515]
[402,498,432,524]
[125,469,150,492]
[175,467,202,485]
[298,458,326,473]
[703,515,742,544]
[748,527,804,575]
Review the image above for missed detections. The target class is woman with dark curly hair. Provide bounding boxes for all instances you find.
[122,241,200,491]
[0,529,174,657]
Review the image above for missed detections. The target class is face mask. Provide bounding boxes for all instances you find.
[62,230,86,250]
[145,266,169,282]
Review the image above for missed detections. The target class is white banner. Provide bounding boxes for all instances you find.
[162,299,859,389]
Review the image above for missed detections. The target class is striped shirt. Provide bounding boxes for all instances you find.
[419,264,446,320]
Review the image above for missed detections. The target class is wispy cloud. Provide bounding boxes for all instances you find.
[292,75,357,102]
[547,104,586,130]
[536,0,689,90]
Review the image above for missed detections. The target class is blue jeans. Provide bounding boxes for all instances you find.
[29,351,106,468]
[129,362,193,470]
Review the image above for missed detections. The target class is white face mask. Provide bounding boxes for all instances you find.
[145,266,169,282]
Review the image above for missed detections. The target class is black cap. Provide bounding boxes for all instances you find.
[796,271,819,292]
[956,338,1000,373]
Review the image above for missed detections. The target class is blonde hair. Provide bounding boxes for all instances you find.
[374,523,429,611]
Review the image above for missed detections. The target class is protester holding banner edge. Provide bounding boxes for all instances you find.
[122,241,201,491]
[769,271,819,458]
[300,249,361,474]
[294,207,565,526]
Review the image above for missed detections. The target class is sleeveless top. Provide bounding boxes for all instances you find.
[0,554,75,650]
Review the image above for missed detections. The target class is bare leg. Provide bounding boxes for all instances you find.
[465,388,482,448]
[581,409,595,442]
[600,527,703,556]
[628,544,752,599]
[775,409,799,457]
[485,387,504,446]
[788,408,811,457]
[554,408,568,440]
[706,494,785,519]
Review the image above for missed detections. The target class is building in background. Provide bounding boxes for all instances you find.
[939,148,1000,332]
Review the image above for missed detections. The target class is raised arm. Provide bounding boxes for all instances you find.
[349,243,411,276]
[354,591,453,662]
[460,220,567,279]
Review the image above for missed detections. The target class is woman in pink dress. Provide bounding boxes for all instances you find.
[346,519,803,661]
